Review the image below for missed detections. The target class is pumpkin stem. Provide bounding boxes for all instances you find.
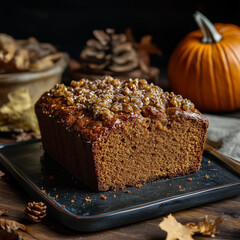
[193,11,222,43]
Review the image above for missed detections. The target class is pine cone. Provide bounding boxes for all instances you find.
[24,201,47,222]
[80,28,138,73]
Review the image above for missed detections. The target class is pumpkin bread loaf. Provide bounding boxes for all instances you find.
[35,76,209,191]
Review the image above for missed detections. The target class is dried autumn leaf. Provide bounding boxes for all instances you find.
[126,28,162,57]
[139,35,162,55]
[0,209,9,216]
[0,171,4,177]
[2,48,30,73]
[13,49,30,71]
[0,87,40,135]
[30,52,62,70]
[159,214,196,240]
[125,28,135,46]
[20,36,57,63]
[0,218,26,232]
[125,28,161,72]
[139,58,151,74]
[0,226,23,240]
[0,34,61,73]
[186,215,223,237]
[0,34,16,63]
[30,58,53,70]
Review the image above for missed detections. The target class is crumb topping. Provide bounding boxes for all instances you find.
[49,76,195,121]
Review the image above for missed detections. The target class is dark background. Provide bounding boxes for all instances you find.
[1,0,240,72]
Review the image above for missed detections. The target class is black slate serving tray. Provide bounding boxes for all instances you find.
[0,140,239,232]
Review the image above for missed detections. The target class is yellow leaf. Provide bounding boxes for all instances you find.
[0,88,40,134]
[159,214,196,240]
[1,88,32,114]
[0,218,26,231]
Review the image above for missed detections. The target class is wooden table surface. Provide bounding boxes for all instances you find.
[0,112,240,240]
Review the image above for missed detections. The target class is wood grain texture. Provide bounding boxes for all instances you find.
[0,112,240,239]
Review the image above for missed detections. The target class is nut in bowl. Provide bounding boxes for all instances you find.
[0,34,69,105]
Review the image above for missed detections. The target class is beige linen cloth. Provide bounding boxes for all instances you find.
[205,114,240,162]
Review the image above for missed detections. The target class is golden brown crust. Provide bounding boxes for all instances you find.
[35,77,209,192]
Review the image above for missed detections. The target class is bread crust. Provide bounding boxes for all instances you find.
[35,78,209,191]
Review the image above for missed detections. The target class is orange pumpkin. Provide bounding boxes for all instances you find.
[168,11,240,112]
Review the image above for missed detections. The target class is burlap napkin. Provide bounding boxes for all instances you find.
[205,114,240,162]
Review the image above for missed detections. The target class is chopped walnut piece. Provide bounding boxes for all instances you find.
[49,76,195,122]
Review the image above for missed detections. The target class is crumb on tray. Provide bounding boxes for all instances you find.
[85,197,91,202]
[100,195,107,200]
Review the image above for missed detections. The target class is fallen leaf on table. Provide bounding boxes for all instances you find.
[0,171,4,177]
[0,227,23,240]
[159,214,223,240]
[186,215,223,237]
[159,214,196,240]
[0,88,40,135]
[0,209,9,216]
[0,218,26,232]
